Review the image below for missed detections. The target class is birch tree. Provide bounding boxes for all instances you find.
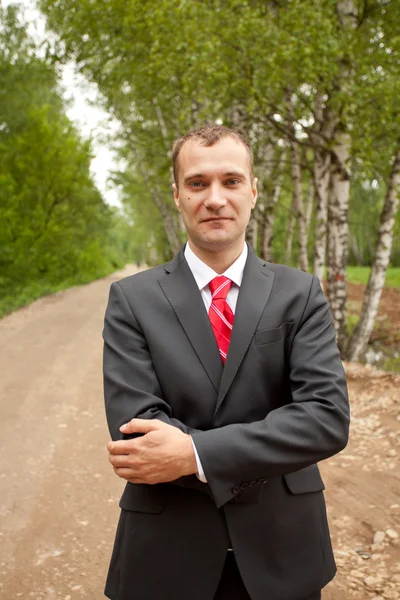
[259,149,286,262]
[346,146,400,361]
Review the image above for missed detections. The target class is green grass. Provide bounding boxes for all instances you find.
[0,278,87,319]
[0,267,119,319]
[346,266,400,288]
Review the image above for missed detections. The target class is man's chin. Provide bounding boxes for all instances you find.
[197,231,240,249]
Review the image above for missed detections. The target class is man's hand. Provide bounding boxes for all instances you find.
[107,419,198,485]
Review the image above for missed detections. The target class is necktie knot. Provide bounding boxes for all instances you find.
[209,276,232,301]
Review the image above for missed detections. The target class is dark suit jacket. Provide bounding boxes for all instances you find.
[102,245,350,600]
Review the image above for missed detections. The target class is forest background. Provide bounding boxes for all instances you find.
[1,0,400,368]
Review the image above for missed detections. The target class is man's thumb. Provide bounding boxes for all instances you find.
[120,418,161,434]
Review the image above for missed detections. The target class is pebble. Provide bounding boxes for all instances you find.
[350,569,364,578]
[386,529,398,539]
[335,550,350,557]
[392,564,400,573]
[382,591,399,599]
[372,543,385,552]
[374,531,386,544]
[364,575,383,587]
[387,449,397,456]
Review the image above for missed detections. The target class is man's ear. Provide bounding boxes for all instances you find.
[172,183,181,210]
[251,177,258,209]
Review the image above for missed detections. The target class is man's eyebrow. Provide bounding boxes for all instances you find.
[183,173,206,183]
[183,171,246,184]
[223,171,245,178]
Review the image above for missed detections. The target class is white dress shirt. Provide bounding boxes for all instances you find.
[184,241,248,483]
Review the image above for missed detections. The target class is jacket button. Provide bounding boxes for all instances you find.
[250,480,257,487]
[240,482,249,491]
[232,485,241,494]
[258,478,267,484]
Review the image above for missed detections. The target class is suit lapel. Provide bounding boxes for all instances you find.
[158,248,223,393]
[214,247,275,415]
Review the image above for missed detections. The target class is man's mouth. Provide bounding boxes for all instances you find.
[201,217,231,222]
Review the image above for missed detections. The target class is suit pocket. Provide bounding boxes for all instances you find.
[255,321,294,346]
[283,464,325,494]
[119,482,166,513]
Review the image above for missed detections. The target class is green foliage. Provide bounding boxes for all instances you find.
[0,5,136,317]
[109,150,173,266]
[38,0,400,267]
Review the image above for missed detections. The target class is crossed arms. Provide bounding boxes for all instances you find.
[103,277,349,508]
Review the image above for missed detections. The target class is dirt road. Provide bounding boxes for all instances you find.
[0,268,398,599]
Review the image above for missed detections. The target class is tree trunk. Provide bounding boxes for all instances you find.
[287,93,308,272]
[305,177,314,232]
[346,146,400,361]
[260,176,284,262]
[313,151,331,281]
[326,128,351,351]
[310,91,337,282]
[260,150,285,261]
[350,231,362,265]
[285,195,296,265]
[290,139,308,271]
[324,0,358,351]
[245,210,258,249]
[135,152,182,254]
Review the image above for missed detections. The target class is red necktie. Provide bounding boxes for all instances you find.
[208,276,234,364]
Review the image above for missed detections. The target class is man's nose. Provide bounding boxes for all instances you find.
[203,184,227,210]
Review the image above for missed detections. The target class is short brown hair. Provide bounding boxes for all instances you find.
[172,124,254,185]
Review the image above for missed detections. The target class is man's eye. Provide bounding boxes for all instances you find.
[190,181,206,188]
[226,179,240,185]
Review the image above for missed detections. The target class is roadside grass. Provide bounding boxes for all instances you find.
[0,271,112,319]
[346,266,400,288]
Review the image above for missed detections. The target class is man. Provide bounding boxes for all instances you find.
[103,125,350,600]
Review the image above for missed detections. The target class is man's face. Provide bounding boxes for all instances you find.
[173,137,257,252]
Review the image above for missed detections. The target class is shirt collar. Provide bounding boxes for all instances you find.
[184,242,248,291]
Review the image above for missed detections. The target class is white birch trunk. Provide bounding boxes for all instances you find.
[305,178,314,232]
[325,0,358,350]
[285,196,296,265]
[346,147,400,361]
[313,150,331,281]
[287,93,308,272]
[290,139,308,271]
[326,129,351,351]
[261,172,284,262]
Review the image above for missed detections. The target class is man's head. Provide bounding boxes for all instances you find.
[172,125,254,187]
[172,125,257,256]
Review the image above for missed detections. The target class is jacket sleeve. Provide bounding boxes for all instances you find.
[191,275,350,508]
[102,281,209,494]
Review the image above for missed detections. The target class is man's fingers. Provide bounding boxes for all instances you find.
[120,418,162,435]
[107,440,133,454]
[113,466,149,485]
[108,453,131,468]
[114,467,138,479]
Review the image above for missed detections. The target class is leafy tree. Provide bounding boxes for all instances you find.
[39,0,400,358]
[0,5,134,315]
